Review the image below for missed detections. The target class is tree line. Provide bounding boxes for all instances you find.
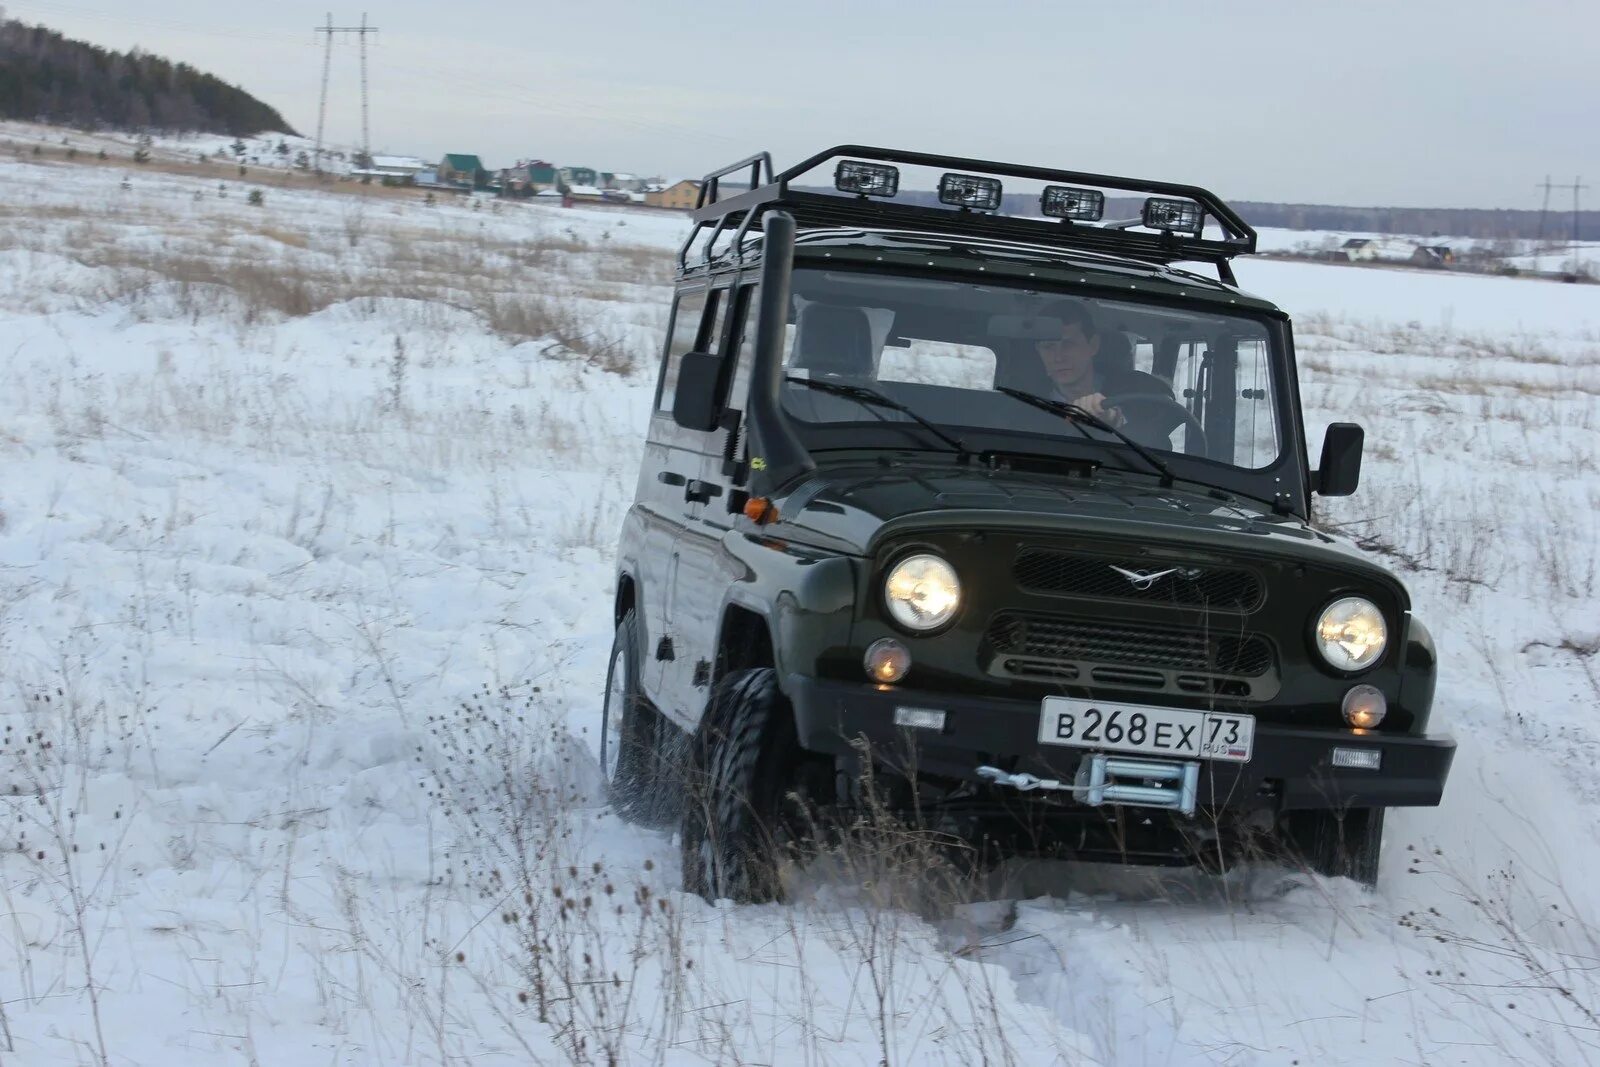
[0,16,296,137]
[863,189,1593,242]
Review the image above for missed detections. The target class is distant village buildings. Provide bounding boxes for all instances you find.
[343,141,710,212]
[1340,237,1455,268]
[645,179,701,209]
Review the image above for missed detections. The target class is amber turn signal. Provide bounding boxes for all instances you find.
[743,497,779,524]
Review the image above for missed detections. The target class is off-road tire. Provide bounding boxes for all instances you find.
[602,611,663,824]
[680,668,806,903]
[1283,807,1385,887]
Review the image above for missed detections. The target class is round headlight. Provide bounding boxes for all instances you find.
[884,554,961,631]
[1315,597,1388,671]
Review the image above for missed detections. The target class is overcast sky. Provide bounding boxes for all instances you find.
[8,0,1599,208]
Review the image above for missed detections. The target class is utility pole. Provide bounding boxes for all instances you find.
[1571,175,1586,248]
[358,13,372,166]
[314,13,332,173]
[310,14,380,173]
[1537,174,1553,249]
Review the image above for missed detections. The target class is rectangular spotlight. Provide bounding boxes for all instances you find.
[938,172,1003,211]
[1142,197,1204,234]
[834,160,899,198]
[894,706,947,731]
[1041,185,1105,221]
[1331,747,1382,770]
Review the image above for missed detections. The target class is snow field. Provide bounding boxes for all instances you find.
[0,152,1596,1065]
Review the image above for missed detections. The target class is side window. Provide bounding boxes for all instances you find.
[721,284,759,410]
[655,288,714,414]
[1233,338,1280,469]
[878,340,996,390]
[1166,339,1209,458]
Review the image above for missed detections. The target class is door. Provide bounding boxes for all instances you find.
[635,283,720,714]
[658,278,759,727]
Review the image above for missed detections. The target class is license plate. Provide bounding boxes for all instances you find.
[1038,697,1254,763]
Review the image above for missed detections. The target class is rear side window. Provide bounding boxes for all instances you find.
[721,284,759,410]
[656,288,713,413]
[879,340,996,390]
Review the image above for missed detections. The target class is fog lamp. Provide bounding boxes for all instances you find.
[1332,747,1382,770]
[1041,185,1105,221]
[894,706,946,731]
[834,160,899,198]
[1341,684,1387,729]
[1142,197,1203,234]
[939,172,1003,211]
[864,638,911,683]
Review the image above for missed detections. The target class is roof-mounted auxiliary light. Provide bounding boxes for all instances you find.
[1041,185,1105,221]
[939,172,1003,211]
[834,160,900,198]
[1142,197,1204,235]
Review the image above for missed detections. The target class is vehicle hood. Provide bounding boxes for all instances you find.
[774,459,1382,575]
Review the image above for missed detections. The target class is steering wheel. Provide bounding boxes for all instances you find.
[1103,392,1209,454]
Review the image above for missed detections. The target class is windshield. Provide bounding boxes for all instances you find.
[779,268,1287,482]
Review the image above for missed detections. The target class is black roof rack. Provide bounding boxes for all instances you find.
[677,145,1257,285]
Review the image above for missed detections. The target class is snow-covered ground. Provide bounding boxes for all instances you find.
[0,117,341,173]
[0,150,1597,1066]
[1256,224,1600,275]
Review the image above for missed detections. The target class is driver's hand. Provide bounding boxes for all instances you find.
[1075,392,1126,428]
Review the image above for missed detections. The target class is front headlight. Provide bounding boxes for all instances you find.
[884,554,961,631]
[1315,597,1388,671]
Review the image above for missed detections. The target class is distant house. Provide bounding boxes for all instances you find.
[527,162,558,189]
[601,171,643,192]
[498,159,560,197]
[1342,237,1440,265]
[351,154,430,185]
[438,153,487,189]
[646,179,702,210]
[565,184,605,202]
[371,155,428,175]
[559,165,598,188]
[1412,244,1455,267]
[1341,238,1376,261]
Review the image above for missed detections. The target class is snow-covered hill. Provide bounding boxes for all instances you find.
[0,152,1597,1065]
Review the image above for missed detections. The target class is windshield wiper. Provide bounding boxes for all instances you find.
[993,385,1176,488]
[786,376,972,460]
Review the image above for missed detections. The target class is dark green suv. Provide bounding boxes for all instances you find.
[604,147,1453,901]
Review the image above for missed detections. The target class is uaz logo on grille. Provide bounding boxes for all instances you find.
[1108,564,1196,590]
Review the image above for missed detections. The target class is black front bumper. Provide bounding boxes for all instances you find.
[787,675,1455,812]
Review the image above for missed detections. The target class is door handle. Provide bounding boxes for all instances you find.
[684,480,723,504]
[657,471,687,486]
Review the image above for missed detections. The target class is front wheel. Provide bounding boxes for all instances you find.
[1281,807,1386,887]
[680,669,817,904]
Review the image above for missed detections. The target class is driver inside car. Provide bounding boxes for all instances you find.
[1033,300,1124,424]
[1032,300,1182,443]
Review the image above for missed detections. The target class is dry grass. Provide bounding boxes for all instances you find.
[0,198,674,367]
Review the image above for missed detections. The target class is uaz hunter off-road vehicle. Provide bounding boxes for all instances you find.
[604,147,1453,900]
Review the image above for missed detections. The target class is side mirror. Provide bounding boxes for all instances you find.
[1314,422,1364,496]
[672,351,722,431]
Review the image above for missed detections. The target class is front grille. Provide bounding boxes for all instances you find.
[987,611,1274,681]
[1014,549,1263,612]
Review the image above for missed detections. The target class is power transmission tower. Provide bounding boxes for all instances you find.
[1570,175,1587,248]
[1537,174,1553,249]
[358,13,373,165]
[311,13,380,173]
[314,13,332,172]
